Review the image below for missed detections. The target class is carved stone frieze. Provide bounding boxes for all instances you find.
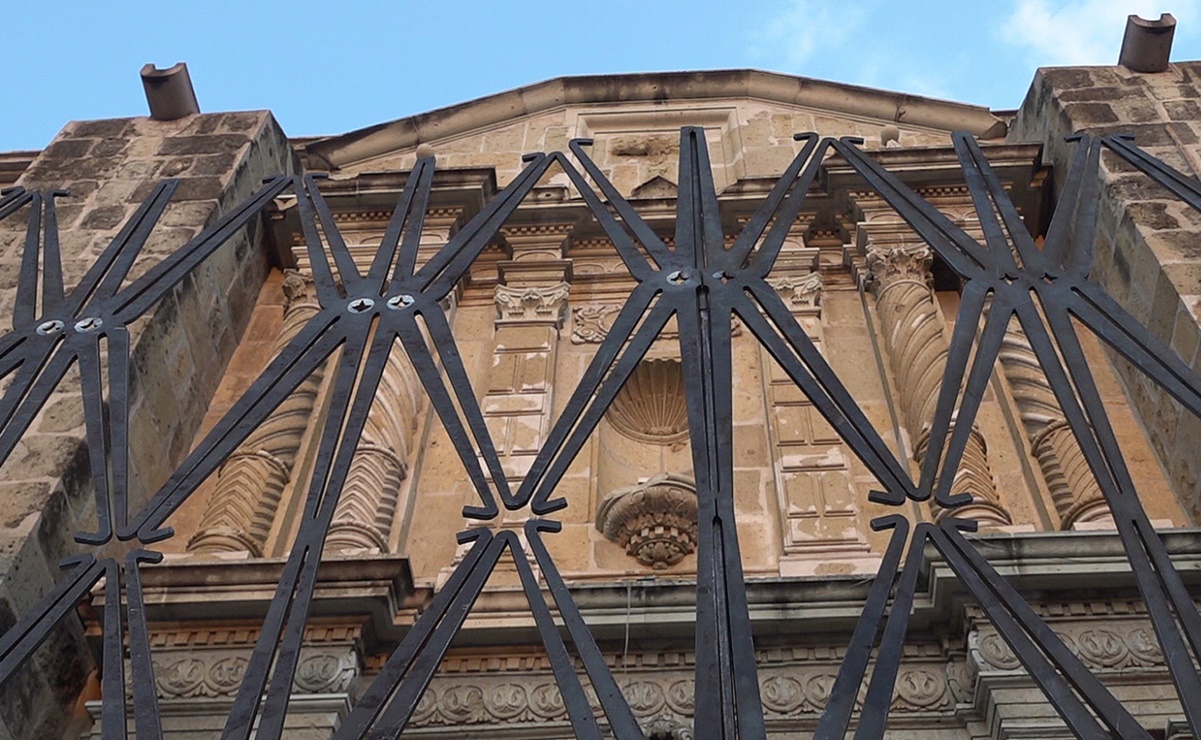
[596,473,698,569]
[401,661,958,729]
[607,358,689,444]
[494,282,570,326]
[971,621,1166,674]
[154,646,357,698]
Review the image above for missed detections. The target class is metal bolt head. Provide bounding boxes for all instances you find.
[36,319,64,336]
[74,317,103,333]
[347,298,375,314]
[386,294,415,310]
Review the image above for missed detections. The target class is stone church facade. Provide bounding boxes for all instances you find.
[0,59,1200,739]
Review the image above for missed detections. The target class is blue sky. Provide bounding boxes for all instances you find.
[5,0,1199,151]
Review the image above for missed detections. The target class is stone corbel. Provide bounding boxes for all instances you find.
[596,473,698,569]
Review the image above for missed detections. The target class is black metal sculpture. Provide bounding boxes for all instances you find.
[0,125,1198,739]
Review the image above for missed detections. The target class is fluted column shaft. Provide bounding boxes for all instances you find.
[998,317,1111,527]
[324,344,422,553]
[189,270,325,555]
[867,245,1011,525]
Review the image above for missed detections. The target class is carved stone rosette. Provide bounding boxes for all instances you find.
[998,318,1110,528]
[596,473,698,569]
[189,270,326,555]
[865,245,1010,525]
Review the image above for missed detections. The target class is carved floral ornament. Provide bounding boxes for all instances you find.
[766,270,823,310]
[596,473,699,569]
[864,244,934,293]
[493,282,571,325]
[572,304,742,344]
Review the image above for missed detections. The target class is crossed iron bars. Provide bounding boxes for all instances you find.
[0,125,1198,739]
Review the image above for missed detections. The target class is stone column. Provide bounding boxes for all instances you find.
[188,270,325,555]
[865,243,1011,525]
[324,344,422,553]
[997,318,1112,528]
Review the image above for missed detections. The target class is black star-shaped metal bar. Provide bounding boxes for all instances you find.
[1,121,1201,739]
[807,131,1201,739]
[0,172,293,738]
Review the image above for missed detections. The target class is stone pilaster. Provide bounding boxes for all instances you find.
[865,243,1011,525]
[760,269,873,574]
[485,280,571,482]
[188,270,325,555]
[997,318,1112,528]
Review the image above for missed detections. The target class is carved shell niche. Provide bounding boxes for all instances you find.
[596,473,698,569]
[607,358,689,444]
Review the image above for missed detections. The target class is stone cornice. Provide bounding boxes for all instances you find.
[398,528,1201,643]
[303,70,1008,169]
[95,554,412,649]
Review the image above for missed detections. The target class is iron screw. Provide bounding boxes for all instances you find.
[386,294,415,310]
[35,319,64,336]
[347,298,375,313]
[74,317,103,333]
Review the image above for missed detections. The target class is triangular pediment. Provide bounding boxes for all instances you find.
[302,70,1008,177]
[631,174,678,199]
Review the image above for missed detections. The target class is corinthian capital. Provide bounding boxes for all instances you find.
[766,271,823,310]
[494,282,571,326]
[282,269,319,309]
[865,245,933,293]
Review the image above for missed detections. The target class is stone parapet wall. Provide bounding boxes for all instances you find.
[1009,63,1201,524]
[0,112,292,738]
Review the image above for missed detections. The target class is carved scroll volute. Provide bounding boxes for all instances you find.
[189,269,327,556]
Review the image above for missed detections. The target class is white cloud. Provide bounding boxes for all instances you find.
[1001,0,1199,65]
[748,0,868,68]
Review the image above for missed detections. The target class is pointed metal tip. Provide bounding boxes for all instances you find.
[528,519,562,534]
[943,517,980,533]
[869,514,904,531]
[456,527,489,544]
[521,152,542,163]
[570,138,594,147]
[58,554,94,570]
[841,136,866,146]
[793,132,819,141]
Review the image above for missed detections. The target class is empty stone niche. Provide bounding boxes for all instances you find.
[596,358,697,569]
